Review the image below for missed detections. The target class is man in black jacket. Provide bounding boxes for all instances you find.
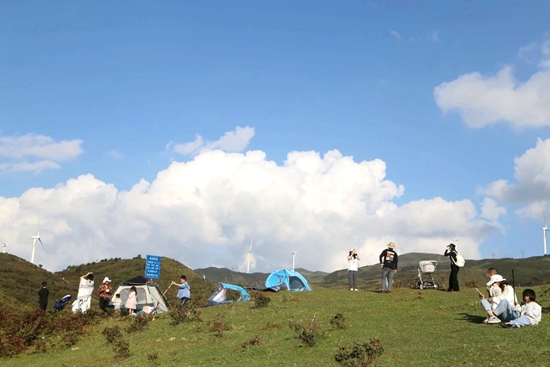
[38,281,49,311]
[379,242,398,293]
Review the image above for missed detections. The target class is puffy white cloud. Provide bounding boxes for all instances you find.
[107,150,124,160]
[167,126,255,156]
[434,36,550,128]
[480,197,507,223]
[0,133,83,174]
[0,146,497,272]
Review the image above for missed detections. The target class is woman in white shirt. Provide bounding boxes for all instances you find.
[347,249,360,291]
[479,274,520,324]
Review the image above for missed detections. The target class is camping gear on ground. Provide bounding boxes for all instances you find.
[54,294,72,312]
[412,260,439,290]
[265,269,312,291]
[109,276,169,313]
[204,283,250,307]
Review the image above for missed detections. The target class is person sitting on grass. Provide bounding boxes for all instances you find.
[501,289,542,328]
[485,268,501,297]
[478,274,519,324]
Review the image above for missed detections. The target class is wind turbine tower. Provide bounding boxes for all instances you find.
[30,220,45,264]
[543,211,548,256]
[1,236,14,254]
[292,249,298,271]
[246,237,254,274]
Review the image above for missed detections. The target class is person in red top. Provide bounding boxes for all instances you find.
[98,277,113,312]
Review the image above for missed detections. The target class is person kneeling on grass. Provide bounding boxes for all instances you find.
[479,274,520,324]
[501,289,542,328]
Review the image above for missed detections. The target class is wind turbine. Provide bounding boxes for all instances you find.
[543,211,548,256]
[30,219,45,264]
[1,235,14,253]
[246,237,254,274]
[292,249,298,271]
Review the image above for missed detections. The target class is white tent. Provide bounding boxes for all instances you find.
[109,276,169,313]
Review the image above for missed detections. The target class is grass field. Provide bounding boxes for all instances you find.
[3,285,550,367]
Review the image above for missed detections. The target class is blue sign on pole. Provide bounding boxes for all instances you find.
[145,255,162,279]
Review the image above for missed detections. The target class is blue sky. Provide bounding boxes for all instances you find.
[1,1,549,271]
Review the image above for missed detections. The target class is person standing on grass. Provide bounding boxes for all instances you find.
[379,242,398,293]
[125,286,137,315]
[171,275,191,305]
[444,244,460,292]
[98,277,113,312]
[347,249,360,291]
[38,281,49,311]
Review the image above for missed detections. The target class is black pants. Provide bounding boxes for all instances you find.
[448,264,460,291]
[180,297,190,306]
[99,298,109,311]
[39,303,47,311]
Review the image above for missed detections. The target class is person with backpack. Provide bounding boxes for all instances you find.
[444,243,463,292]
[379,242,398,293]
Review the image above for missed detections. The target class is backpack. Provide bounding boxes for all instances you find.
[454,252,465,267]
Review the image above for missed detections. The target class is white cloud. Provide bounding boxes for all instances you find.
[389,30,401,39]
[480,197,507,222]
[168,126,255,156]
[431,31,440,42]
[0,133,83,174]
[107,150,124,160]
[481,138,550,203]
[434,36,550,129]
[0,144,497,272]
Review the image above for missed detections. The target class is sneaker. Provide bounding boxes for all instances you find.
[487,316,501,324]
[483,317,489,324]
[500,322,513,328]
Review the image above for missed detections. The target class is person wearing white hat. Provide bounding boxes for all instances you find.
[478,274,520,324]
[347,249,360,291]
[98,277,113,313]
[379,242,398,293]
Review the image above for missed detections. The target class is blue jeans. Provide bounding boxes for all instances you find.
[509,315,531,328]
[381,267,394,291]
[481,299,519,322]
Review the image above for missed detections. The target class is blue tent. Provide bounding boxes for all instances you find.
[205,283,250,306]
[265,269,312,291]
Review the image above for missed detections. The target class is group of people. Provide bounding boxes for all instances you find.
[346,241,399,293]
[345,243,543,328]
[478,267,542,328]
[38,272,192,314]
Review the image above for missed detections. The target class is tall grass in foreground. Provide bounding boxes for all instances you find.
[1,286,550,367]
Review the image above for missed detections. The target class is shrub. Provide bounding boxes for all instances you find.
[241,335,262,348]
[102,326,123,344]
[262,322,282,330]
[125,315,150,333]
[147,352,160,366]
[253,292,271,309]
[169,304,202,326]
[113,339,131,359]
[330,313,347,330]
[334,338,384,366]
[393,279,403,288]
[208,317,231,338]
[289,314,325,347]
[463,279,479,288]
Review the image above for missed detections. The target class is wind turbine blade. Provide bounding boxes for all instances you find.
[0,239,6,246]
[7,235,14,245]
[38,238,45,250]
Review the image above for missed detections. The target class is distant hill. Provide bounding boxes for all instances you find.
[0,254,216,311]
[322,252,550,289]
[193,267,329,286]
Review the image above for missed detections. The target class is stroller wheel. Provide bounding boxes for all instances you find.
[419,284,424,290]
[434,284,439,290]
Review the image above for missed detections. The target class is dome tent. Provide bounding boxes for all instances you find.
[205,283,250,307]
[109,276,169,313]
[265,269,312,291]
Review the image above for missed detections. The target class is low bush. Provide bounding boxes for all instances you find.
[253,292,271,309]
[168,304,202,326]
[289,314,326,347]
[241,335,262,348]
[334,338,384,366]
[125,315,150,333]
[330,313,347,330]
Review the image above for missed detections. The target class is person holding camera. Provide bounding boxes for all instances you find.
[444,244,460,292]
[347,249,360,291]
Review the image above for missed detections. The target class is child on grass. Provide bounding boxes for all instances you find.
[501,289,542,328]
[113,293,122,312]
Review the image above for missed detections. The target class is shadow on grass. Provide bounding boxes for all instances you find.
[458,313,486,324]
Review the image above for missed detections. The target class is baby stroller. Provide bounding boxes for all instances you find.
[413,261,439,290]
[53,294,72,312]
